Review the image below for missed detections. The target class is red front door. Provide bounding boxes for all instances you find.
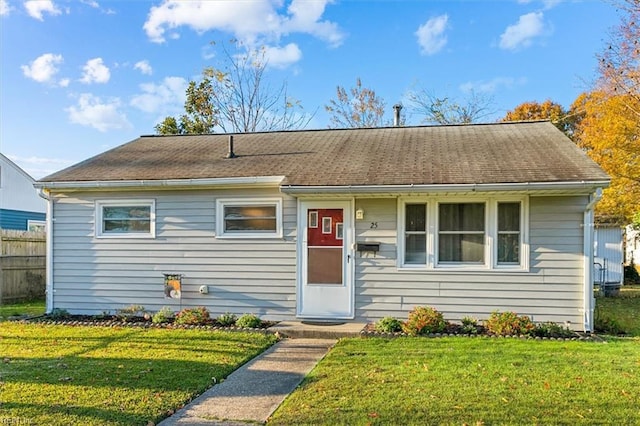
[307,209,344,285]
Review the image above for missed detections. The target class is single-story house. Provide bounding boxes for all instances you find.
[36,121,610,331]
[1,153,46,231]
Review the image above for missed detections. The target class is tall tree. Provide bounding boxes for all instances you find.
[571,91,640,222]
[325,77,386,128]
[156,41,311,135]
[569,0,640,223]
[501,99,574,135]
[407,88,495,125]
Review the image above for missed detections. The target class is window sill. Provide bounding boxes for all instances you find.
[96,233,155,239]
[216,233,283,239]
[397,265,530,273]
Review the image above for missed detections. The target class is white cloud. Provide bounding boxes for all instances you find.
[130,76,187,115]
[499,12,546,50]
[7,155,74,179]
[459,77,528,94]
[21,53,66,85]
[80,0,99,8]
[134,60,153,75]
[66,93,130,132]
[142,0,343,67]
[415,14,449,55]
[80,58,110,84]
[1,0,13,16]
[262,43,302,69]
[24,0,61,20]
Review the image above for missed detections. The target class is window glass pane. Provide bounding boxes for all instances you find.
[439,234,484,263]
[102,205,151,234]
[405,234,426,264]
[223,205,277,232]
[405,204,426,232]
[498,203,520,232]
[498,234,520,263]
[439,203,484,231]
[224,206,276,219]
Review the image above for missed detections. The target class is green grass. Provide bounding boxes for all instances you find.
[596,285,640,336]
[270,337,640,425]
[0,299,45,320]
[0,323,277,425]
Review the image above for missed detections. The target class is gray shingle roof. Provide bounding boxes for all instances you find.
[41,121,609,187]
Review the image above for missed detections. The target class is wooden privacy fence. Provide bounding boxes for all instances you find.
[0,230,46,304]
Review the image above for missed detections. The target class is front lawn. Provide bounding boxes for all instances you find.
[0,323,277,425]
[270,337,640,425]
[0,299,45,320]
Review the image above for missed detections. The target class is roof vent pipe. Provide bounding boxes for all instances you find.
[226,135,237,159]
[393,104,403,127]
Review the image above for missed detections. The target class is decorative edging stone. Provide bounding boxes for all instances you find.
[18,317,278,336]
[360,328,601,342]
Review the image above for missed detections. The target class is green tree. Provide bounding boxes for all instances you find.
[156,41,311,135]
[407,88,495,125]
[325,77,386,128]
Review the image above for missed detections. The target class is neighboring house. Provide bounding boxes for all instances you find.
[593,224,624,286]
[0,153,46,231]
[36,121,610,331]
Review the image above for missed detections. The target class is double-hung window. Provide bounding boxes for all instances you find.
[96,200,155,238]
[216,198,282,238]
[399,197,527,270]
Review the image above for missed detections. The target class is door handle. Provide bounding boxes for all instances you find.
[347,254,351,263]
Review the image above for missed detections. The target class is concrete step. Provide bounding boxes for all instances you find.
[269,321,367,339]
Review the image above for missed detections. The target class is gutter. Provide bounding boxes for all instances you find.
[281,180,611,194]
[35,176,286,191]
[583,188,603,332]
[37,188,54,314]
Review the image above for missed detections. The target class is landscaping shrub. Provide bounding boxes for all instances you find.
[375,316,403,333]
[460,316,479,335]
[217,312,237,326]
[485,311,535,336]
[402,306,447,335]
[624,262,640,285]
[533,321,575,338]
[175,306,210,325]
[152,306,174,324]
[236,313,262,328]
[116,304,147,322]
[48,308,70,320]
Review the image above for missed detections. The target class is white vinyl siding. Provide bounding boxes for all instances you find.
[51,189,296,320]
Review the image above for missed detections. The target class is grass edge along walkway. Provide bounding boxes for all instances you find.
[0,322,278,426]
[269,336,640,425]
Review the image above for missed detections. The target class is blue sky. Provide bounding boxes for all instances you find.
[0,0,620,179]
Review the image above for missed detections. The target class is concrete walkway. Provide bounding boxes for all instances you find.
[158,338,337,426]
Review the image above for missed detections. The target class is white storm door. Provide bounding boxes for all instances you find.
[297,200,354,319]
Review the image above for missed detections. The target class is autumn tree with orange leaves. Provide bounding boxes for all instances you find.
[501,99,574,136]
[572,0,639,222]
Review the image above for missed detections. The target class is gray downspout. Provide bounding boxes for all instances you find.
[38,188,54,314]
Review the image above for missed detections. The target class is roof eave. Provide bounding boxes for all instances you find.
[35,176,286,191]
[281,180,611,195]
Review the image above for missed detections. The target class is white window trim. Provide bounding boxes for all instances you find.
[27,220,46,232]
[397,196,529,272]
[95,199,156,239]
[216,197,283,239]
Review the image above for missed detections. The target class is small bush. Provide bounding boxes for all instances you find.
[402,306,447,336]
[49,308,70,320]
[236,313,262,328]
[533,321,575,338]
[485,311,535,336]
[460,316,479,334]
[116,304,147,322]
[152,306,174,324]
[175,306,210,325]
[217,312,237,327]
[624,263,640,285]
[375,316,403,333]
